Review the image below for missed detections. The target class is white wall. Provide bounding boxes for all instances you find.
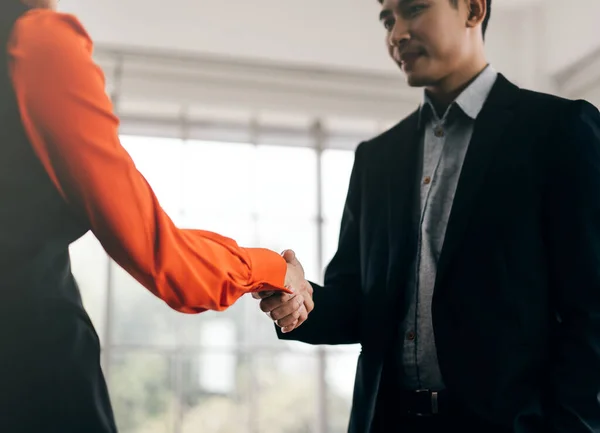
[543,0,600,75]
[57,0,599,124]
[58,0,587,77]
[59,0,394,73]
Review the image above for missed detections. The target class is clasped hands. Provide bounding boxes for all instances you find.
[252,249,314,333]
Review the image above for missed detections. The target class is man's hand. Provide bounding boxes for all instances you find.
[252,250,314,333]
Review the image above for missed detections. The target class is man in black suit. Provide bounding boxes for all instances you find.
[254,0,600,432]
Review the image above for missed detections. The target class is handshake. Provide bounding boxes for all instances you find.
[252,249,314,333]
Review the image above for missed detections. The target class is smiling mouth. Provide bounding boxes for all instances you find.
[400,51,423,63]
[399,52,423,65]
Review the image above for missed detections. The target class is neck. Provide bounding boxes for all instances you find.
[425,54,488,115]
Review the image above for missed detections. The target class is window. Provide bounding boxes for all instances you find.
[70,134,362,433]
[321,149,356,266]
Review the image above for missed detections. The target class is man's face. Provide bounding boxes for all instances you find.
[379,0,472,87]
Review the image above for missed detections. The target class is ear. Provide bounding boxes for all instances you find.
[466,0,487,29]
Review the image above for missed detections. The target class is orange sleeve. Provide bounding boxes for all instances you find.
[6,10,289,313]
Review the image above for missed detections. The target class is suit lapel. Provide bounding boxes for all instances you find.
[435,74,520,292]
[385,111,421,305]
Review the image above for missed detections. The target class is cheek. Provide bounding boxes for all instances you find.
[385,37,396,59]
[413,17,462,58]
[384,34,390,50]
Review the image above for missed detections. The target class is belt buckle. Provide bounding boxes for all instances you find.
[414,389,439,416]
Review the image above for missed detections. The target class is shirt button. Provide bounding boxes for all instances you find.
[406,331,416,341]
[423,176,431,185]
[434,126,444,137]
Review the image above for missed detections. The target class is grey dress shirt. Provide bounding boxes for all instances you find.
[397,65,499,390]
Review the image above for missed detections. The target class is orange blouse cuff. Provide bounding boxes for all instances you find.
[245,248,288,292]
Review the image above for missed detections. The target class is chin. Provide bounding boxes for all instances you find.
[404,72,434,88]
[395,62,434,88]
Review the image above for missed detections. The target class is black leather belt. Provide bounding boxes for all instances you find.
[397,389,450,416]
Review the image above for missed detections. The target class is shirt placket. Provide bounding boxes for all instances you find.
[412,111,449,387]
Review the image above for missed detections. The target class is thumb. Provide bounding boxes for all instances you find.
[281,249,297,263]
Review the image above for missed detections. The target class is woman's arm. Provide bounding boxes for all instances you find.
[7,10,290,313]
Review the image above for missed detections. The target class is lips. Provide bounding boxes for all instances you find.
[400,52,422,62]
[398,51,424,70]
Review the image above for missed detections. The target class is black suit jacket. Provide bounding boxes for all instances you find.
[278,74,600,433]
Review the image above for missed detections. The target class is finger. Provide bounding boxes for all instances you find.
[281,249,296,263]
[269,294,303,321]
[259,293,294,313]
[303,293,315,314]
[252,291,275,300]
[295,305,309,328]
[281,320,299,333]
[275,307,301,328]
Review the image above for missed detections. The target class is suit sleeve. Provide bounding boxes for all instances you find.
[277,143,365,345]
[7,11,289,314]
[545,100,600,431]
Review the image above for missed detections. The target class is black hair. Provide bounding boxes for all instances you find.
[377,0,493,39]
[450,0,492,38]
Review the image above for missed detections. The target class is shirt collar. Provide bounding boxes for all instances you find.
[418,64,498,126]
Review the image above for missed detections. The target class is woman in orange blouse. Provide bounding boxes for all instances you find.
[0,1,307,431]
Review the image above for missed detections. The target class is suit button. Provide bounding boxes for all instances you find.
[423,176,431,185]
[434,126,444,137]
[406,331,416,341]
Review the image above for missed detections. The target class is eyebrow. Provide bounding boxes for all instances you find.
[379,9,392,21]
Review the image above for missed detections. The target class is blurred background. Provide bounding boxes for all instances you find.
[57,0,600,432]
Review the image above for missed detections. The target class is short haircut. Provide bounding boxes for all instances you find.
[377,0,493,38]
[450,0,492,37]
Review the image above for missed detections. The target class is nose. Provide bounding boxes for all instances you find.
[388,20,410,48]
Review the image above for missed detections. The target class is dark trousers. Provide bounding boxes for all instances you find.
[0,299,118,433]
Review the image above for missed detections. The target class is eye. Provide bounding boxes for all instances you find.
[383,18,395,31]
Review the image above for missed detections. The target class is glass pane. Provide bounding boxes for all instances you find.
[179,213,256,246]
[323,218,342,270]
[321,149,354,220]
[179,351,251,433]
[253,352,318,433]
[111,261,181,347]
[255,145,317,218]
[181,140,256,214]
[120,135,184,219]
[69,232,108,345]
[172,305,244,349]
[326,346,361,433]
[110,351,175,433]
